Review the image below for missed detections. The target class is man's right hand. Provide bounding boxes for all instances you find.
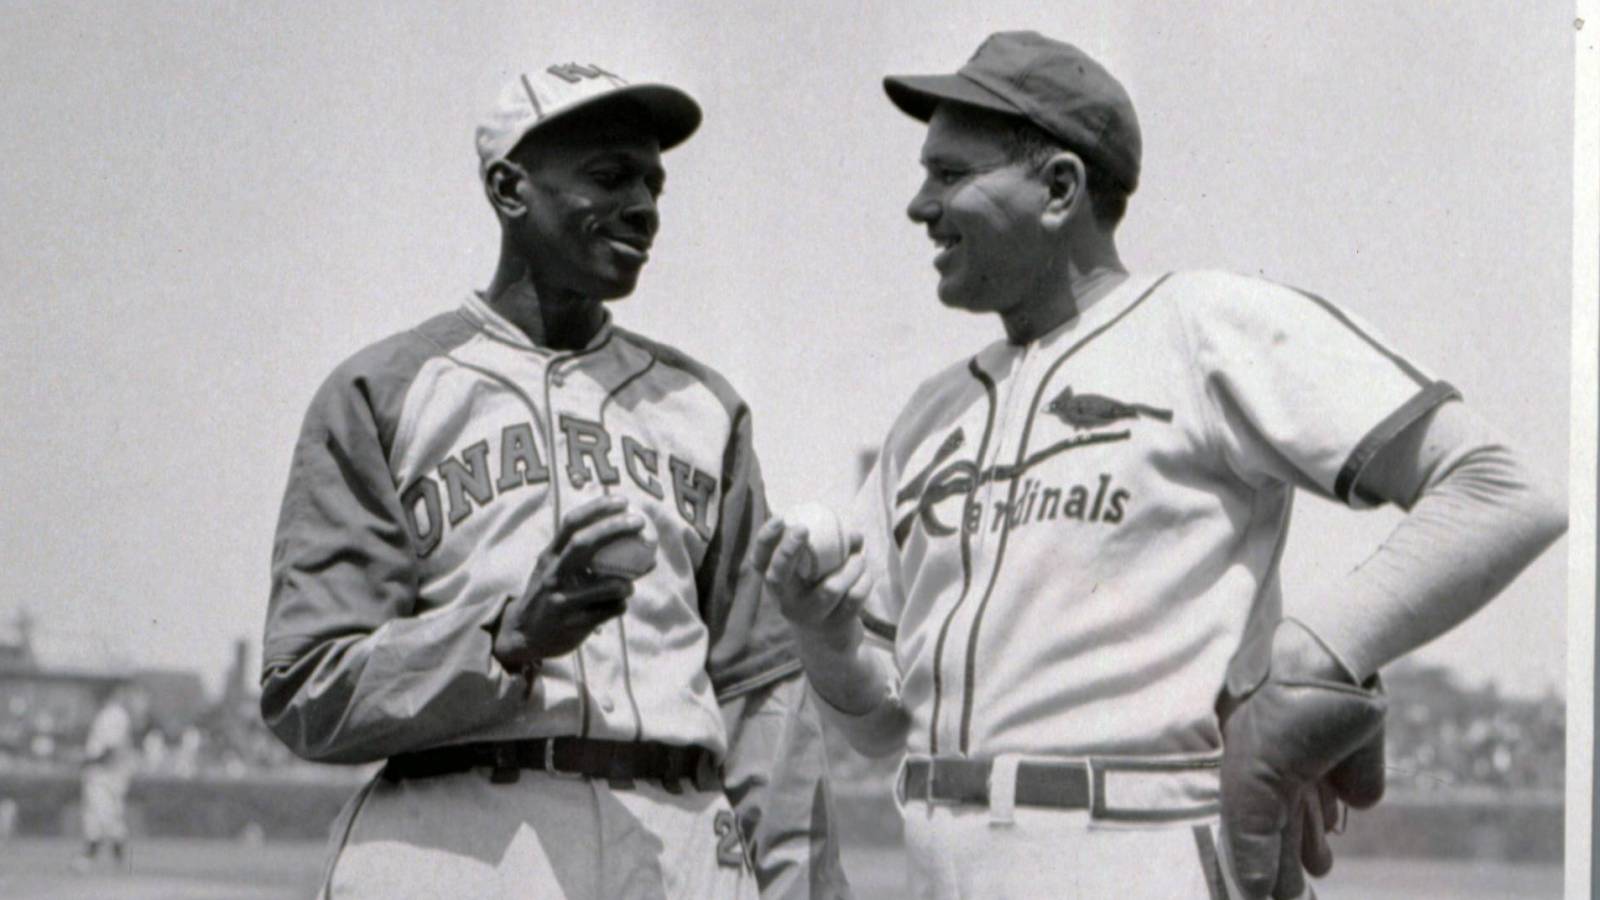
[752,516,870,652]
[753,516,907,747]
[492,496,647,668]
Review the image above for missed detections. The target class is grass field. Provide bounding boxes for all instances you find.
[0,838,322,900]
[841,846,1565,899]
[0,837,1565,898]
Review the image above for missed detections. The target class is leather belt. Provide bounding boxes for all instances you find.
[383,737,721,792]
[903,757,1091,809]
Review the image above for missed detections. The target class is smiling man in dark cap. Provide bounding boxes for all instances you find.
[262,62,849,899]
[754,30,1565,899]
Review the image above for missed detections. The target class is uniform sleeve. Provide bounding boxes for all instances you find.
[698,402,801,700]
[259,364,527,764]
[1184,275,1460,508]
[698,404,849,897]
[1294,400,1568,679]
[721,675,853,900]
[850,442,907,650]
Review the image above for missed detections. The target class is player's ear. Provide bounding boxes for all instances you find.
[484,159,530,219]
[1039,151,1086,232]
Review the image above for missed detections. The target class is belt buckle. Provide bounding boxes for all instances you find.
[544,740,585,780]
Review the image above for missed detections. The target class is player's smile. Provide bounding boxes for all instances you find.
[929,232,961,271]
[598,228,652,266]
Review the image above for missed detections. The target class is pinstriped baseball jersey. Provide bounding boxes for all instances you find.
[263,292,795,763]
[852,270,1456,760]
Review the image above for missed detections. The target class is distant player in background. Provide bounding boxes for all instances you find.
[755,31,1567,899]
[76,685,142,873]
[0,797,16,846]
[262,62,847,899]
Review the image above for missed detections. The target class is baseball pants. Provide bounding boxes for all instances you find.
[80,766,131,843]
[895,755,1313,900]
[321,768,757,899]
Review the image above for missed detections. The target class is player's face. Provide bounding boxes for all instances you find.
[509,112,666,301]
[907,104,1053,317]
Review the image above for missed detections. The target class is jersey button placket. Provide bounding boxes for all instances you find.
[979,346,1026,551]
[544,355,594,733]
[958,345,1028,752]
[945,407,998,753]
[552,355,631,738]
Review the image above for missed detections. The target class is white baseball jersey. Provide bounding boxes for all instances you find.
[263,293,848,898]
[264,292,795,761]
[852,270,1456,760]
[84,702,134,767]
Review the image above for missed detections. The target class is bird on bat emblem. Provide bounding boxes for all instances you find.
[1045,386,1173,430]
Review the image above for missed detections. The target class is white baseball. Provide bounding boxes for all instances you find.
[787,502,847,581]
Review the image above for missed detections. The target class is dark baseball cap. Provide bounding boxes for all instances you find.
[884,31,1141,193]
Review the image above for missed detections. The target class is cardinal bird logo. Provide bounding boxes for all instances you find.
[1045,386,1173,430]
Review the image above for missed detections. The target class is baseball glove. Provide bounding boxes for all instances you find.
[1218,623,1387,899]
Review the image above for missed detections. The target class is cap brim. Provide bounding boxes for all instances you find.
[606,83,702,150]
[883,73,1024,122]
[527,83,703,152]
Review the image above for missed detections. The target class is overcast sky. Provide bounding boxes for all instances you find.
[0,1,1580,697]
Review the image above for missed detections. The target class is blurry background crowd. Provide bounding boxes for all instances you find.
[0,605,1565,797]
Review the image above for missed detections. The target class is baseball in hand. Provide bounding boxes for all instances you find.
[589,519,658,580]
[787,502,848,581]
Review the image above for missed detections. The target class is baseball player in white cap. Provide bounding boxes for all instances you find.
[753,30,1567,899]
[263,62,849,899]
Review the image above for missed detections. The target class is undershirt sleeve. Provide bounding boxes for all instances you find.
[1293,400,1567,679]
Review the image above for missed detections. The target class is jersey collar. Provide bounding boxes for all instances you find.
[1030,272,1146,351]
[460,291,615,355]
[974,273,1152,374]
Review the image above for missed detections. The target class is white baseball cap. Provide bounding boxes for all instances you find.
[475,63,702,176]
